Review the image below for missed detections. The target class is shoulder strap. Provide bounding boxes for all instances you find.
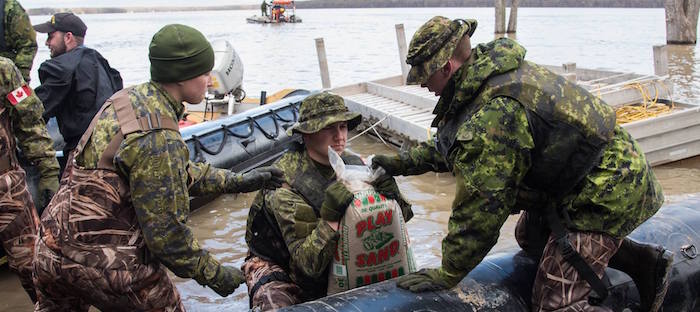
[96,90,179,170]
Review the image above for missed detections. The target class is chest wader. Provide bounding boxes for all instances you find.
[0,96,40,302]
[435,61,616,304]
[246,149,362,301]
[39,88,179,270]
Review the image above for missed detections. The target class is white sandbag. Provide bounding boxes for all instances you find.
[326,147,416,295]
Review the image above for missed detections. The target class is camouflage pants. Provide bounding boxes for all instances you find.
[516,212,622,312]
[33,238,185,312]
[0,169,39,302]
[243,254,301,311]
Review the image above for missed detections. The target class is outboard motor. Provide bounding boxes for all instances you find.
[208,40,246,115]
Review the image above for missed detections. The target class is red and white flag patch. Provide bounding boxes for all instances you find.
[7,85,31,106]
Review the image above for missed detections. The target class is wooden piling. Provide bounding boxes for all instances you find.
[653,45,669,76]
[665,0,700,44]
[395,24,410,85]
[315,38,331,89]
[562,62,576,81]
[507,0,519,33]
[495,0,506,34]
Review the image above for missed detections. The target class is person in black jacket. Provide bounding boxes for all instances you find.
[33,12,122,171]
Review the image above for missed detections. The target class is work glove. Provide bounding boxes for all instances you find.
[228,166,284,193]
[371,174,413,221]
[396,267,463,292]
[208,265,245,297]
[371,174,401,201]
[371,154,406,176]
[37,175,59,209]
[320,181,354,222]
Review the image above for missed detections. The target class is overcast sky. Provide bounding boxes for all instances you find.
[21,0,262,8]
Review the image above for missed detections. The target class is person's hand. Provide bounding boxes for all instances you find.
[396,268,463,292]
[371,155,405,176]
[208,265,245,297]
[228,166,284,193]
[371,174,400,200]
[37,175,59,209]
[320,181,354,222]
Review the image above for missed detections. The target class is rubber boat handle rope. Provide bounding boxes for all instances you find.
[681,244,697,259]
[348,114,389,146]
[189,103,300,162]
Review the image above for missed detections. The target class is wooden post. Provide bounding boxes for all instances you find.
[507,0,519,33]
[395,24,410,85]
[653,45,669,76]
[495,0,506,34]
[665,0,700,44]
[315,38,331,89]
[562,62,576,81]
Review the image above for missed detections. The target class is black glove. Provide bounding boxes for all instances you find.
[228,166,284,193]
[320,181,354,221]
[371,154,406,176]
[208,265,245,297]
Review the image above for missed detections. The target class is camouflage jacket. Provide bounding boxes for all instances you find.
[0,57,58,179]
[399,38,663,277]
[0,0,36,82]
[76,81,243,288]
[249,145,412,299]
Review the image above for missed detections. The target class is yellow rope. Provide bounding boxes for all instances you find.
[615,81,674,124]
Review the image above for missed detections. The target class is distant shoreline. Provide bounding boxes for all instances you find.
[27,0,665,16]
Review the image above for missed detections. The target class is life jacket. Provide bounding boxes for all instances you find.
[436,61,616,198]
[38,88,179,270]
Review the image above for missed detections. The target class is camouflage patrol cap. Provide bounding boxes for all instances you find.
[287,92,361,135]
[406,17,477,85]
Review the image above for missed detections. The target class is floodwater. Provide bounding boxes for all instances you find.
[2,6,700,312]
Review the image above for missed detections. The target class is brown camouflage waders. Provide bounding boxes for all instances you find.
[516,211,622,312]
[0,103,40,302]
[33,89,184,311]
[243,254,301,311]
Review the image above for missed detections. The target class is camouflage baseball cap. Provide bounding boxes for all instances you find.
[406,17,477,85]
[287,92,361,135]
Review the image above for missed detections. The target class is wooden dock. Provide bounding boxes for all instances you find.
[333,65,699,166]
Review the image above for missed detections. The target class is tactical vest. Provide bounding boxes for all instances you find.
[0,99,19,173]
[246,144,363,269]
[436,61,616,198]
[39,88,179,270]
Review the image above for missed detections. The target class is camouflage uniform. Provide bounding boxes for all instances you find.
[0,0,36,82]
[0,57,58,302]
[389,17,663,311]
[33,82,252,311]
[244,93,413,309]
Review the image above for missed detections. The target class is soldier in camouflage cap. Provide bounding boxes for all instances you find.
[286,91,361,135]
[405,16,476,86]
[33,24,284,311]
[373,16,671,312]
[243,92,413,310]
[0,57,58,304]
[0,0,37,82]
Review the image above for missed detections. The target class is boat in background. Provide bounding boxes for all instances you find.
[247,0,302,24]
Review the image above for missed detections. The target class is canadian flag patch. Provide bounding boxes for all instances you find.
[7,85,31,106]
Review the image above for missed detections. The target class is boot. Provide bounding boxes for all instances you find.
[608,237,673,312]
